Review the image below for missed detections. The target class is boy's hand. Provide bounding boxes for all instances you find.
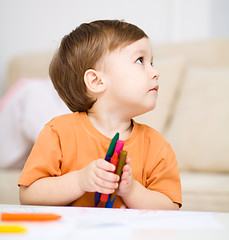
[78,159,119,194]
[117,157,134,197]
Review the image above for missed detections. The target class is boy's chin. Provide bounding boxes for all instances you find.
[131,104,157,118]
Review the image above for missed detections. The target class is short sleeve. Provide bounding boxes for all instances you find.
[18,124,63,186]
[145,142,182,206]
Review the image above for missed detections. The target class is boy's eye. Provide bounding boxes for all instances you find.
[136,57,143,64]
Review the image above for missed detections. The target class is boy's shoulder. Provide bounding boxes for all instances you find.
[45,112,81,130]
[134,120,162,137]
[134,120,169,146]
[48,112,79,122]
[134,121,175,156]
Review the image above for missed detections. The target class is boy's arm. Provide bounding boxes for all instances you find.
[20,171,83,206]
[20,159,119,205]
[118,158,180,210]
[121,180,179,210]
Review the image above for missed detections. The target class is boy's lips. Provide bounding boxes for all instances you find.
[149,85,159,92]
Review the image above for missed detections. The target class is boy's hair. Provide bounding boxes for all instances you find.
[49,20,148,112]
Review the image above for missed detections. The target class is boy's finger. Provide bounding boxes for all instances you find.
[125,157,131,164]
[95,177,118,191]
[122,164,130,172]
[121,171,129,181]
[95,159,116,172]
[95,168,119,182]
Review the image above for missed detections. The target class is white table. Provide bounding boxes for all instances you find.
[0,204,229,240]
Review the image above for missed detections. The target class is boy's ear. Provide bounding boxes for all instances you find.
[84,69,105,93]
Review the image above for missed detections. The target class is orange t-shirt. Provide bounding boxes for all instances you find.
[18,112,182,208]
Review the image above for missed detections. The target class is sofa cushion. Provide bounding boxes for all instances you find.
[7,51,54,90]
[134,55,185,133]
[165,67,229,172]
[0,169,21,204]
[155,39,229,67]
[180,171,229,212]
[0,78,70,168]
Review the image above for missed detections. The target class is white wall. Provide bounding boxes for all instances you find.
[0,0,228,96]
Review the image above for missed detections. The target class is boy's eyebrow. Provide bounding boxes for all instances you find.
[133,49,147,55]
[133,49,153,58]
[133,49,154,62]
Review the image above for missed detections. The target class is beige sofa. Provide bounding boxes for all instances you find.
[1,39,229,212]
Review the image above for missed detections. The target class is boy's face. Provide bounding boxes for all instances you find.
[100,37,159,118]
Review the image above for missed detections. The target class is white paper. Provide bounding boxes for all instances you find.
[0,205,225,240]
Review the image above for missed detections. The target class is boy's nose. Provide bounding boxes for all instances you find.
[151,67,160,81]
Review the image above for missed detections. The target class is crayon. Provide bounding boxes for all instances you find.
[100,153,119,202]
[105,194,116,208]
[112,140,124,156]
[1,213,61,221]
[0,225,27,233]
[94,193,101,207]
[94,132,119,206]
[106,133,119,158]
[100,140,124,203]
[110,150,127,201]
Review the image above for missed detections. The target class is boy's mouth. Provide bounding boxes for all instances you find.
[149,85,159,92]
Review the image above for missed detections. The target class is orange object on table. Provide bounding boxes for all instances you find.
[1,212,61,221]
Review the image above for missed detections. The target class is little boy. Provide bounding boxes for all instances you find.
[19,20,182,209]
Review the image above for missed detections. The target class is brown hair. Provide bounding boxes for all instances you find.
[49,20,148,112]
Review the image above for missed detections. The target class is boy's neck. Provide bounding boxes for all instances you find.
[86,110,133,140]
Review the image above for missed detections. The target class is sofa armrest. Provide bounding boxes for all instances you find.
[0,169,21,204]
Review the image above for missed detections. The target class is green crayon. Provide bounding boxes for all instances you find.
[106,132,119,159]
